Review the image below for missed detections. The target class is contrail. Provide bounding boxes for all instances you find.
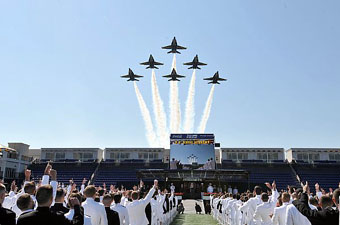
[151,69,168,147]
[133,81,158,147]
[169,54,181,133]
[183,69,196,133]
[198,84,215,133]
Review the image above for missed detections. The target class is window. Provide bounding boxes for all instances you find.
[45,152,54,160]
[309,153,320,161]
[268,153,279,160]
[120,153,130,159]
[257,153,268,161]
[138,153,148,159]
[329,153,340,161]
[55,152,65,160]
[237,153,248,160]
[110,152,119,159]
[83,153,93,160]
[297,153,308,161]
[5,168,16,178]
[226,153,237,160]
[73,153,82,160]
[149,152,159,159]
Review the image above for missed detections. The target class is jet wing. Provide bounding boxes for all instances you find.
[176,45,187,50]
[162,45,172,49]
[198,62,207,65]
[176,74,185,78]
[154,62,164,65]
[140,62,150,65]
[163,75,172,78]
[134,75,143,78]
[204,77,214,80]
[121,75,130,78]
[183,62,194,65]
[218,78,227,81]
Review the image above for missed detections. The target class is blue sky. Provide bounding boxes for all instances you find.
[0,1,340,149]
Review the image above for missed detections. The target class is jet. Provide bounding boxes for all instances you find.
[163,68,185,81]
[121,68,143,81]
[183,55,207,69]
[140,54,164,69]
[161,37,187,54]
[203,71,227,84]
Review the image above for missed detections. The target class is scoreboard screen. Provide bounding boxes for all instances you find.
[170,134,215,168]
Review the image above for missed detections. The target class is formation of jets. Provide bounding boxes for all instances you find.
[121,37,227,84]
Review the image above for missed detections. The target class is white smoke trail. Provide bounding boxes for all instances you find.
[133,81,158,147]
[151,69,168,147]
[198,84,216,133]
[183,69,196,133]
[169,54,181,133]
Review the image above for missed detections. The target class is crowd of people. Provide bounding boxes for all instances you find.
[0,163,178,225]
[210,181,340,225]
[1,162,340,225]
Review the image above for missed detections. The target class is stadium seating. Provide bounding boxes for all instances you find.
[29,162,98,186]
[29,159,340,193]
[292,162,340,192]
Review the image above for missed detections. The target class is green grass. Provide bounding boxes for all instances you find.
[171,214,219,225]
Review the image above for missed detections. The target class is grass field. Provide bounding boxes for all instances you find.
[170,214,219,225]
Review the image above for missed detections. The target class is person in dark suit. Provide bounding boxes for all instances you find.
[17,184,83,225]
[103,194,120,225]
[50,188,69,214]
[0,183,16,225]
[16,193,35,219]
[293,183,339,225]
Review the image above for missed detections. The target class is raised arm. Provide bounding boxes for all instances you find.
[139,180,158,205]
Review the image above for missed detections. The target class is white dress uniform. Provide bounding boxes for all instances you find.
[111,203,130,225]
[253,190,279,225]
[82,198,108,225]
[272,202,290,225]
[239,195,263,225]
[126,187,155,225]
[285,204,311,225]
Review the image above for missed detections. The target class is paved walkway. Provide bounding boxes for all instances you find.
[171,200,219,225]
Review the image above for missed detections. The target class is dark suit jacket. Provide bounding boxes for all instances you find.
[293,193,339,225]
[0,205,16,225]
[17,206,83,225]
[50,202,69,214]
[105,207,120,225]
[145,203,151,225]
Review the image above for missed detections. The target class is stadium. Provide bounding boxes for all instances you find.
[1,139,340,196]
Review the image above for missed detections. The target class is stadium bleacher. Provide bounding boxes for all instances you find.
[28,159,340,192]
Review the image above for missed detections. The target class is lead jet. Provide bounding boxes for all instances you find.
[162,37,187,54]
[121,68,143,81]
[163,68,185,81]
[140,54,164,69]
[183,55,207,69]
[203,71,227,84]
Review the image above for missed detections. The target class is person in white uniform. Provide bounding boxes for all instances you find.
[126,179,158,225]
[272,192,290,225]
[111,193,129,225]
[82,185,108,225]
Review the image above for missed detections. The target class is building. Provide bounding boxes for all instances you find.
[286,148,340,163]
[0,143,32,182]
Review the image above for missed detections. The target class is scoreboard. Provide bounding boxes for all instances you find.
[170,134,215,167]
